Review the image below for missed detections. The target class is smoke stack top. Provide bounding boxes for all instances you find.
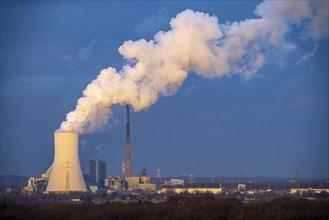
[58,1,328,134]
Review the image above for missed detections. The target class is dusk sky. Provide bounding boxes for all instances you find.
[1,1,328,179]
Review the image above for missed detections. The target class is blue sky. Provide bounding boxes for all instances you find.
[1,1,328,179]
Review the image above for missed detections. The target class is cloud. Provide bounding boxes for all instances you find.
[184,85,196,97]
[79,140,87,150]
[94,143,106,157]
[77,39,98,62]
[61,38,98,65]
[133,9,170,37]
[296,41,318,66]
[59,1,328,134]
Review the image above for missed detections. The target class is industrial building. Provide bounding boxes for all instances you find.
[290,188,329,194]
[23,166,52,193]
[86,159,107,187]
[164,178,185,186]
[158,188,222,194]
[125,169,156,191]
[105,176,126,191]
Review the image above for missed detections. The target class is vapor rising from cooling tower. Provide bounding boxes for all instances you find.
[58,0,328,134]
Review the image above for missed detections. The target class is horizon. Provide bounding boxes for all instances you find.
[0,173,327,181]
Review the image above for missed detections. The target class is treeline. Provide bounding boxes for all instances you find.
[1,197,329,220]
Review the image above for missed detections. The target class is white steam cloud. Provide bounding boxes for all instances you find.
[59,0,328,134]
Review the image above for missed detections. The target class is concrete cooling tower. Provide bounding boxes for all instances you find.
[46,131,87,193]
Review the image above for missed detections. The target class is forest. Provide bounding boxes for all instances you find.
[1,197,329,220]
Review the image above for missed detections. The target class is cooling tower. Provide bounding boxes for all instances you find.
[46,131,87,193]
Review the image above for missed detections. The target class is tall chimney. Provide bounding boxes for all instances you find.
[125,105,131,177]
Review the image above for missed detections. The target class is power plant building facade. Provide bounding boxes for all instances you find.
[86,159,107,187]
[46,131,87,193]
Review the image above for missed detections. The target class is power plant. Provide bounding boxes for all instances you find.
[21,108,329,196]
[46,131,87,192]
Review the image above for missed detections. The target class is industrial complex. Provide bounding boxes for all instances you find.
[14,105,328,200]
[21,105,221,194]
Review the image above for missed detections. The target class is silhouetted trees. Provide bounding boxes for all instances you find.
[1,197,329,219]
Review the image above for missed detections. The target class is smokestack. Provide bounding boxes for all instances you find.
[125,105,131,177]
[46,131,87,192]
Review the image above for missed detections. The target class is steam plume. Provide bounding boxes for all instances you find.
[59,0,328,134]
